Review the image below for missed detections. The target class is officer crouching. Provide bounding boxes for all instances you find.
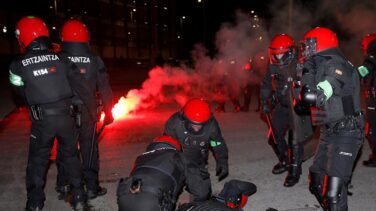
[117,136,210,211]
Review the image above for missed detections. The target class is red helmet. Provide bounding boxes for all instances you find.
[15,16,49,50]
[361,33,376,56]
[183,98,211,124]
[151,135,182,151]
[268,34,295,66]
[61,20,90,42]
[300,27,338,59]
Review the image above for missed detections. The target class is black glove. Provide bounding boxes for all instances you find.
[104,112,114,125]
[216,162,229,181]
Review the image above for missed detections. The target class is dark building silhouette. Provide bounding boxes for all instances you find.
[0,0,179,66]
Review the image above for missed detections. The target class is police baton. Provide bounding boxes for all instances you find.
[88,122,106,169]
[265,113,278,145]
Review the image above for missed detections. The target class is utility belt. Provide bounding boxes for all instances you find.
[324,111,364,133]
[29,105,71,121]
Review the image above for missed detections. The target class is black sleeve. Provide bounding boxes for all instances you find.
[163,113,179,139]
[59,53,97,120]
[209,118,228,165]
[95,56,113,114]
[260,65,273,102]
[9,61,26,102]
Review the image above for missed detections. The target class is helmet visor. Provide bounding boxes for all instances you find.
[300,38,317,60]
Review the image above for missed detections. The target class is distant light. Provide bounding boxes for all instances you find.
[128,32,131,35]
[230,60,236,64]
[251,10,254,14]
[49,5,54,9]
[154,5,158,8]
[254,15,258,18]
[182,16,186,19]
[177,35,181,39]
[133,0,136,3]
[163,7,168,10]
[84,11,87,14]
[2,26,7,33]
[52,26,56,30]
[252,25,256,28]
[198,0,202,2]
[145,21,148,25]
[136,61,142,65]
[133,8,136,12]
[144,3,147,6]
[258,36,263,41]
[67,8,71,12]
[260,56,265,60]
[163,24,168,28]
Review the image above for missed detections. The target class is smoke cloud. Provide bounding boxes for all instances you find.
[114,1,376,115]
[116,11,269,114]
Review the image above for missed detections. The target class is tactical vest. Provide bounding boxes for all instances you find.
[132,149,184,198]
[61,43,100,104]
[16,51,72,105]
[168,113,216,167]
[315,54,361,124]
[270,59,299,107]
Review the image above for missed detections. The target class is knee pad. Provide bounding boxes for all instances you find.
[326,176,344,206]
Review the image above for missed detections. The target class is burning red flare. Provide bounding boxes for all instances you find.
[111,91,141,120]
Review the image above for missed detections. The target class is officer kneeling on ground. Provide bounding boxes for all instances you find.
[117,136,210,211]
[178,180,257,211]
[164,98,229,195]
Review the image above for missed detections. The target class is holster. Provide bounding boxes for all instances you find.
[30,105,43,121]
[70,104,82,128]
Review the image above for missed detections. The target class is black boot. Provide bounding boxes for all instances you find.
[272,160,288,174]
[363,153,376,167]
[87,186,107,199]
[326,176,346,211]
[284,144,302,187]
[268,134,288,174]
[56,185,70,200]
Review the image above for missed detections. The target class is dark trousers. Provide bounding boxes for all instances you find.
[366,97,376,154]
[26,114,83,207]
[243,83,261,110]
[270,105,291,157]
[57,108,99,190]
[309,124,363,210]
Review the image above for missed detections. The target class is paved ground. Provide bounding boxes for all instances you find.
[0,99,375,211]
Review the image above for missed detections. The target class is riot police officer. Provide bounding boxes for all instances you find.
[117,136,210,211]
[55,19,114,200]
[358,33,376,167]
[9,16,96,210]
[177,179,257,211]
[164,98,229,195]
[300,27,364,211]
[260,34,308,187]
